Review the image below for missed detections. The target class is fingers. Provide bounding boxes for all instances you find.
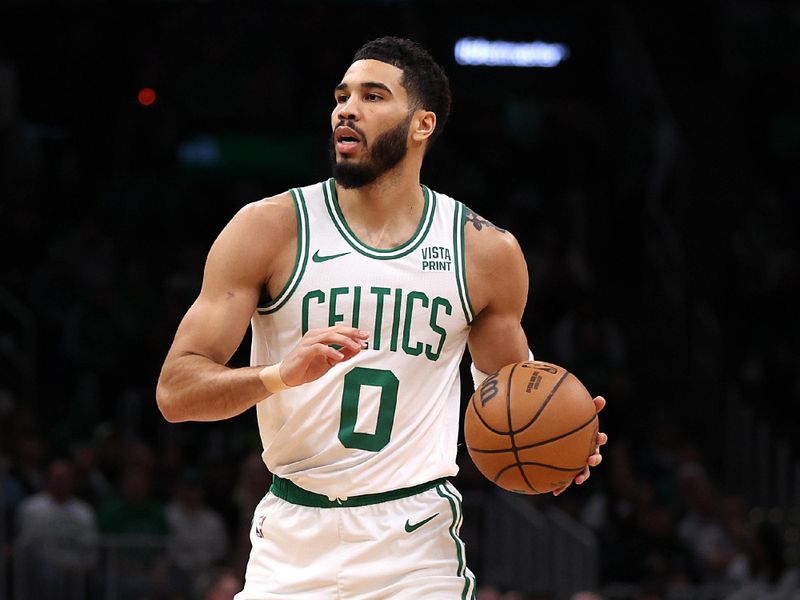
[318,333,366,353]
[574,466,590,485]
[552,463,593,497]
[553,466,587,497]
[305,327,369,353]
[281,327,372,386]
[306,325,369,340]
[552,417,608,497]
[313,343,347,362]
[593,395,606,413]
[585,430,607,468]
[553,435,606,497]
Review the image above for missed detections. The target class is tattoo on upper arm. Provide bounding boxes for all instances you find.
[464,208,507,233]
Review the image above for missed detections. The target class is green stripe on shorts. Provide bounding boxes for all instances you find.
[435,484,476,600]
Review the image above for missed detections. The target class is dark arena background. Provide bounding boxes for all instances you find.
[1,1,799,599]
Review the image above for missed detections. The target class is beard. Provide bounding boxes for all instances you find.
[329,115,412,189]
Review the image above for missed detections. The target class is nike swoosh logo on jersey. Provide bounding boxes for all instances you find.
[404,513,439,533]
[312,250,351,263]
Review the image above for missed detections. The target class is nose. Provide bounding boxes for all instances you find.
[336,97,359,122]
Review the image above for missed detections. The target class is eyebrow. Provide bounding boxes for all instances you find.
[335,81,393,94]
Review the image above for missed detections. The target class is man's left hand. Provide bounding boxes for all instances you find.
[552,395,608,497]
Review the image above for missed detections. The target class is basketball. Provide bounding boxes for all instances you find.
[464,361,598,494]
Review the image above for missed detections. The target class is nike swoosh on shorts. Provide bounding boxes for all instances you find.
[404,513,439,533]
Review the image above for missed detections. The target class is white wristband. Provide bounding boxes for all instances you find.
[470,363,491,390]
[259,363,290,393]
[470,348,535,390]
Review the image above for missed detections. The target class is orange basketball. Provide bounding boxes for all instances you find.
[464,361,598,494]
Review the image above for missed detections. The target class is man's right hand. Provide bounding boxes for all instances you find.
[279,326,370,387]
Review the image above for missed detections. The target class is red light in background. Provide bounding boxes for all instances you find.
[138,87,156,107]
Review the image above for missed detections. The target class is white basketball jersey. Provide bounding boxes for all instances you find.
[250,178,475,499]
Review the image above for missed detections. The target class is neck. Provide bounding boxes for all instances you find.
[335,158,424,222]
[333,158,426,248]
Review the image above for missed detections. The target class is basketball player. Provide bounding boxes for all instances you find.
[157,37,607,599]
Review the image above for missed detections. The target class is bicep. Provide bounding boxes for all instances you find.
[165,201,287,365]
[466,226,530,373]
[168,285,259,366]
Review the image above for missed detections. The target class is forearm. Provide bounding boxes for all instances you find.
[468,314,529,374]
[156,352,270,422]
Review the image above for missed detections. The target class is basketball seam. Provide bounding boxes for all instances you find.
[511,370,570,434]
[503,363,538,494]
[492,457,542,494]
[467,414,598,454]
[494,461,586,477]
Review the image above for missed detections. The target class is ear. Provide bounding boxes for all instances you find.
[411,110,437,144]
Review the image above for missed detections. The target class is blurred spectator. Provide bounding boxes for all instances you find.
[97,464,168,599]
[15,459,98,599]
[165,468,228,596]
[724,522,792,600]
[677,463,747,584]
[477,584,503,600]
[195,567,241,600]
[631,487,694,592]
[70,442,114,506]
[98,464,166,537]
[725,567,800,600]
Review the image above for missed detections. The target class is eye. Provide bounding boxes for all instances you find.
[336,94,349,104]
[365,93,381,101]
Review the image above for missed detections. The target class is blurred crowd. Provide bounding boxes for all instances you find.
[2,2,800,599]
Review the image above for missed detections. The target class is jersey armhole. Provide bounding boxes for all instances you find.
[452,201,476,325]
[257,188,310,315]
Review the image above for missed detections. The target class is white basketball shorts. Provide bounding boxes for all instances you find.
[234,477,476,599]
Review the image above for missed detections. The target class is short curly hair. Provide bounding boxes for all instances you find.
[352,36,452,149]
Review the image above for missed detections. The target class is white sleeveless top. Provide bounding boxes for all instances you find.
[250,178,475,499]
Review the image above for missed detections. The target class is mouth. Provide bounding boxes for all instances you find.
[335,125,363,155]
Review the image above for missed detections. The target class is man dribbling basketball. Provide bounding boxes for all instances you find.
[156,36,608,599]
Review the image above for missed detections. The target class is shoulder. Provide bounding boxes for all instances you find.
[232,190,296,233]
[462,206,524,272]
[204,192,297,289]
[212,192,297,260]
[462,206,528,315]
[66,498,96,522]
[18,492,49,515]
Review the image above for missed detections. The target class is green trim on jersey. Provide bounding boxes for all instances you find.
[323,178,435,260]
[453,202,476,324]
[270,475,447,508]
[436,483,476,600]
[257,188,310,315]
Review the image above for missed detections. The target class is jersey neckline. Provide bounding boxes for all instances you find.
[323,178,435,260]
